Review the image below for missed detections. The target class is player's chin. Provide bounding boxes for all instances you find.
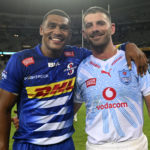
[90,40,102,46]
[50,44,65,51]
[48,41,64,48]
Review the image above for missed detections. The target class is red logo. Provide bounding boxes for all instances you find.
[111,56,122,66]
[101,70,111,77]
[64,51,75,57]
[86,78,96,88]
[22,57,35,67]
[123,71,127,75]
[103,87,116,100]
[90,61,100,69]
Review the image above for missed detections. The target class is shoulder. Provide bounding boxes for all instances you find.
[78,55,91,70]
[64,45,91,54]
[10,47,38,62]
[15,47,37,57]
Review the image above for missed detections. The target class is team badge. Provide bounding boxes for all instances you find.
[119,69,131,85]
[64,62,77,75]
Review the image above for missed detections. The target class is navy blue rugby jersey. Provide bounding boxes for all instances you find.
[0,44,91,145]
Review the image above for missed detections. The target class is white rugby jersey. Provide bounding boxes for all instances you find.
[74,50,150,144]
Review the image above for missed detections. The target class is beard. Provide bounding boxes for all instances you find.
[88,30,111,54]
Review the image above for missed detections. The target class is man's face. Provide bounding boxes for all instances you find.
[83,12,115,49]
[40,14,70,53]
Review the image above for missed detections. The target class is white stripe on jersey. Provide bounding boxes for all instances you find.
[34,106,70,123]
[34,118,72,131]
[31,132,73,145]
[39,95,69,108]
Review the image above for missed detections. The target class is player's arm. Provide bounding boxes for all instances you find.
[119,43,148,76]
[74,102,82,115]
[144,95,150,117]
[0,89,17,150]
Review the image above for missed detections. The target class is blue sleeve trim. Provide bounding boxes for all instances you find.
[118,42,129,51]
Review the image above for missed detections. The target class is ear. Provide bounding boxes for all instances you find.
[39,25,43,36]
[111,23,115,35]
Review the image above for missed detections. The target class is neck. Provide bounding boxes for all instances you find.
[41,43,63,58]
[92,41,117,60]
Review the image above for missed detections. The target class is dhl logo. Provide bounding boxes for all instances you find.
[26,77,76,99]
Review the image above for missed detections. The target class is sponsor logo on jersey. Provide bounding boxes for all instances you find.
[22,57,35,67]
[86,78,96,87]
[64,62,77,75]
[96,87,128,110]
[26,77,76,99]
[48,62,60,67]
[89,61,100,69]
[1,70,7,80]
[119,69,131,85]
[101,70,111,77]
[103,87,116,100]
[64,51,75,57]
[96,102,128,110]
[24,74,49,80]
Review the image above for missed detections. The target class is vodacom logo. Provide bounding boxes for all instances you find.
[103,87,116,100]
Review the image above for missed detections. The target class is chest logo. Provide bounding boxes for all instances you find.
[101,70,111,77]
[119,69,131,85]
[48,62,60,67]
[26,77,76,99]
[103,87,116,100]
[64,62,77,75]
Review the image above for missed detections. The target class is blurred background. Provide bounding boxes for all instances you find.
[0,0,150,72]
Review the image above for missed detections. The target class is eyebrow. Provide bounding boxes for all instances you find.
[47,21,69,26]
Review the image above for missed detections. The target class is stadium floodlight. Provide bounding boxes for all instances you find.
[0,52,15,55]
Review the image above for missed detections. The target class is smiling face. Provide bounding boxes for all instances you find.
[83,12,115,52]
[40,14,71,57]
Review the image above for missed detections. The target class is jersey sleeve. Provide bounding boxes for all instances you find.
[0,54,24,94]
[73,63,85,104]
[139,70,150,97]
[78,47,92,60]
[131,63,150,97]
[73,80,84,103]
[116,42,128,51]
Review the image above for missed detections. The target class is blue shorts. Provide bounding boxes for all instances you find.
[13,137,75,150]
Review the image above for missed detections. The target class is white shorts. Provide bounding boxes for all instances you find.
[86,133,148,150]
